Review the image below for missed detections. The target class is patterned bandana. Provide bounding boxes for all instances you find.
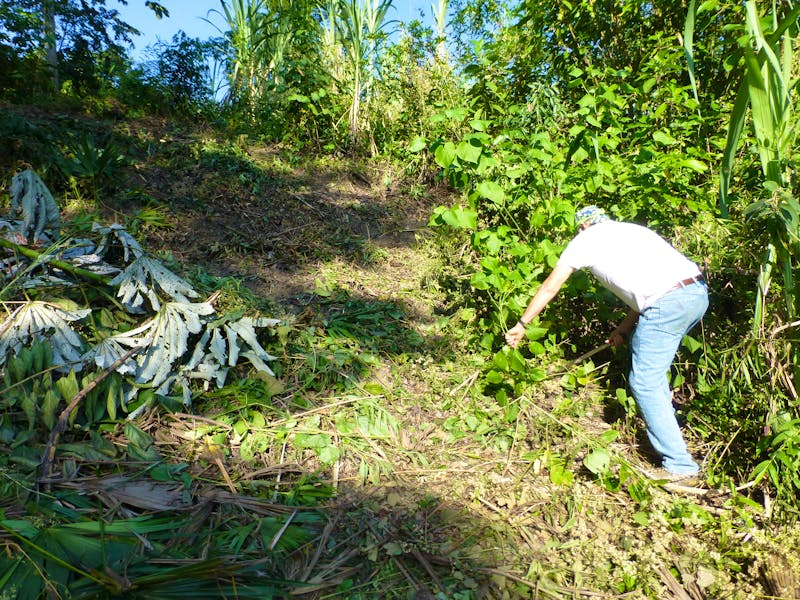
[574,205,610,229]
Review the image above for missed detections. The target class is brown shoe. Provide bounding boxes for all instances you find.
[645,468,700,486]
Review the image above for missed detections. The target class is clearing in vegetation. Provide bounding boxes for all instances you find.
[1,104,799,599]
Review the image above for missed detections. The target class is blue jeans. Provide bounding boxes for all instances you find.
[629,281,708,474]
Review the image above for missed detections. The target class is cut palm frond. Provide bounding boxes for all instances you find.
[0,301,89,369]
[111,255,200,312]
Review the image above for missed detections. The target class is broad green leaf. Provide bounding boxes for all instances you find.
[42,390,60,430]
[682,335,703,353]
[679,158,707,172]
[485,370,504,384]
[599,429,620,443]
[652,131,677,145]
[457,139,483,164]
[528,341,546,356]
[504,402,519,422]
[571,146,589,163]
[408,136,427,152]
[470,119,491,132]
[124,423,160,460]
[483,232,503,254]
[493,351,509,371]
[549,463,573,486]
[318,445,340,464]
[720,82,750,218]
[505,164,528,179]
[55,370,80,402]
[682,0,700,106]
[440,206,477,230]
[434,141,456,168]
[294,433,331,449]
[249,410,266,428]
[508,350,527,374]
[476,181,505,205]
[525,326,548,340]
[584,449,611,475]
[529,367,547,381]
[0,519,39,538]
[743,47,774,170]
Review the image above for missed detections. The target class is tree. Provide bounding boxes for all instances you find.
[42,0,56,87]
[0,1,169,94]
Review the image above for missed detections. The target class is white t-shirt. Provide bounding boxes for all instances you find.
[557,221,702,312]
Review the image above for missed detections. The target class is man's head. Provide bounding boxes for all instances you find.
[574,205,610,230]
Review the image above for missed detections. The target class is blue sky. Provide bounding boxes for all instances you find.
[115,0,435,59]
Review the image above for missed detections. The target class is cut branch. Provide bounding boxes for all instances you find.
[0,237,111,285]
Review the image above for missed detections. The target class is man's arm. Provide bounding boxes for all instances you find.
[608,308,639,347]
[505,264,574,348]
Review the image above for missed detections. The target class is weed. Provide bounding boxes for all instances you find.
[55,132,127,199]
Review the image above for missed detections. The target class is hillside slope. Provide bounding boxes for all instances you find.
[2,103,799,599]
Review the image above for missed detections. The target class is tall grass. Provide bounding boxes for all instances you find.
[707,2,800,336]
[333,0,394,150]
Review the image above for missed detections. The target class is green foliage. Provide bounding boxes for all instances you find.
[425,68,717,351]
[421,0,800,521]
[753,412,800,513]
[213,0,273,114]
[116,33,220,118]
[332,0,394,150]
[0,335,131,432]
[4,0,800,592]
[55,132,128,199]
[0,496,323,598]
[0,216,282,433]
[745,188,800,329]
[285,287,425,393]
[2,341,55,429]
[0,110,59,174]
[683,2,800,508]
[152,33,217,110]
[370,19,466,160]
[0,0,137,100]
[716,1,800,339]
[210,0,325,134]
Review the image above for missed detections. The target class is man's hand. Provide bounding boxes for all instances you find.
[505,322,527,348]
[504,264,575,349]
[607,328,627,347]
[607,310,639,347]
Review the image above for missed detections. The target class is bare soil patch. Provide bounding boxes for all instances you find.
[126,132,444,307]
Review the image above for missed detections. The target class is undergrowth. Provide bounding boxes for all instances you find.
[1,104,799,599]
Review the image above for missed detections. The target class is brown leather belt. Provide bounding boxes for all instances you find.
[669,274,704,292]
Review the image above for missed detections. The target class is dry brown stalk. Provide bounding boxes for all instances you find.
[655,564,696,600]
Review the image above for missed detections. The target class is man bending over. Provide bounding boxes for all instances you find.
[505,206,708,482]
